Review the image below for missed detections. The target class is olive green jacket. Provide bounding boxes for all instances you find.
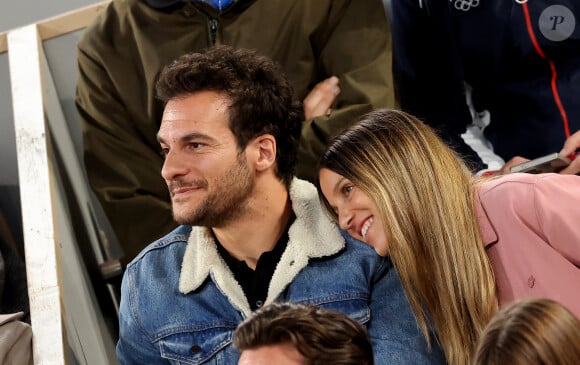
[76,0,393,262]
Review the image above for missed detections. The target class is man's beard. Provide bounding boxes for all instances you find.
[173,152,255,227]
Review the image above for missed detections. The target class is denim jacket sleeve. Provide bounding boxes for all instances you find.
[368,257,446,364]
[116,267,167,365]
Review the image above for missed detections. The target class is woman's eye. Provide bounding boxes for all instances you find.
[342,185,353,196]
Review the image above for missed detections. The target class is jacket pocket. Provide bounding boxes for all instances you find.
[159,327,232,365]
[310,296,371,326]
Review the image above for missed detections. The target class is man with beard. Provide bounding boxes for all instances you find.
[115,46,445,364]
[76,0,393,265]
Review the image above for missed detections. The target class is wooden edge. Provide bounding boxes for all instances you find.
[0,32,6,54]
[7,24,66,365]
[0,0,111,54]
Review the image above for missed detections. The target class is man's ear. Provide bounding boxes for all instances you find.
[249,134,276,172]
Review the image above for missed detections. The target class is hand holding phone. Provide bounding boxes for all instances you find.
[509,153,571,174]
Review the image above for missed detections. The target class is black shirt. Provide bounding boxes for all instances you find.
[214,214,295,311]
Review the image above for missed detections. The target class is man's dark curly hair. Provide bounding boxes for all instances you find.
[233,302,374,365]
[156,45,304,188]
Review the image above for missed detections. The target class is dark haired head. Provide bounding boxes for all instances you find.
[156,45,304,187]
[233,302,374,365]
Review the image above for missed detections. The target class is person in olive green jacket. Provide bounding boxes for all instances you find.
[76,0,394,263]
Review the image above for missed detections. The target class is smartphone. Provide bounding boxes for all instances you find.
[510,152,571,174]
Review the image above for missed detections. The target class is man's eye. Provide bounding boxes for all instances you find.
[160,148,169,157]
[188,142,203,149]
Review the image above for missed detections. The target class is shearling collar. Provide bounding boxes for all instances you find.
[178,178,345,317]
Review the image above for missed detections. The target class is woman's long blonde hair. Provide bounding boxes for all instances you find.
[319,109,497,365]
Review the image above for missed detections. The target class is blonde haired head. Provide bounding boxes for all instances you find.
[319,109,497,365]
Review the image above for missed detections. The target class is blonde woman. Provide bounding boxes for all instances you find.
[318,109,580,365]
[474,298,580,365]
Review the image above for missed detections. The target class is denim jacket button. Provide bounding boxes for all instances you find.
[190,345,202,353]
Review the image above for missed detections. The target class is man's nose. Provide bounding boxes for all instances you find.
[161,150,188,181]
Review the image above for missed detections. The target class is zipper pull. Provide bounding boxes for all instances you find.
[209,18,219,45]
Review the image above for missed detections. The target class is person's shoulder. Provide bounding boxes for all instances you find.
[84,0,137,31]
[478,173,576,194]
[341,230,372,250]
[79,0,146,47]
[477,173,580,209]
[339,231,385,269]
[478,173,546,194]
[127,225,192,268]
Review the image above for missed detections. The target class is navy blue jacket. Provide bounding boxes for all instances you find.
[392,0,580,170]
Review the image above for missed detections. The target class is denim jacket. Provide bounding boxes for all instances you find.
[116,179,445,364]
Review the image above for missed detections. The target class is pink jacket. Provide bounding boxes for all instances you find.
[476,173,580,317]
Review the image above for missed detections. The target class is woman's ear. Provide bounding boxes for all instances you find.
[250,134,276,172]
